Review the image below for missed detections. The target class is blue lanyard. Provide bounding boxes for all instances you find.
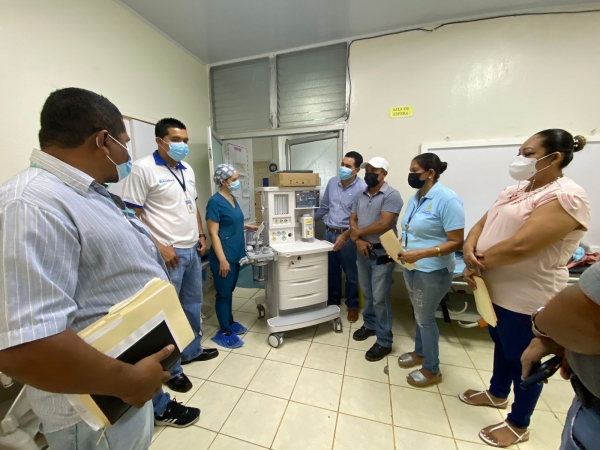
[165,165,186,192]
[403,196,427,247]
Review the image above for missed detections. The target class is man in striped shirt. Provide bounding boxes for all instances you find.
[0,88,199,449]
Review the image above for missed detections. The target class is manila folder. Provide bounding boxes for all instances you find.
[473,276,497,327]
[67,278,194,430]
[379,230,418,270]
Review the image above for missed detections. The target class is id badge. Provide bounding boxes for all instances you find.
[185,199,195,214]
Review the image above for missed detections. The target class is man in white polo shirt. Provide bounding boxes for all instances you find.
[123,118,218,399]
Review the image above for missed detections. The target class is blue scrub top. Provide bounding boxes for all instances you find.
[206,193,246,263]
[400,182,465,273]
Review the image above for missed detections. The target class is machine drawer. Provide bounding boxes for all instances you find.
[279,276,327,296]
[277,253,328,281]
[279,289,327,311]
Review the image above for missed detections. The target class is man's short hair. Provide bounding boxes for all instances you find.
[38,88,125,149]
[155,118,187,139]
[345,151,363,169]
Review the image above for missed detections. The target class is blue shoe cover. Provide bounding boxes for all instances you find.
[211,331,244,349]
[230,322,248,335]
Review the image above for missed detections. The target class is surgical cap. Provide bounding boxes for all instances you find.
[213,163,236,186]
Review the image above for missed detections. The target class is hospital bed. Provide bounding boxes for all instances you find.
[394,258,583,329]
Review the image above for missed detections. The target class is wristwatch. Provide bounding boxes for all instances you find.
[199,234,207,239]
[531,306,549,338]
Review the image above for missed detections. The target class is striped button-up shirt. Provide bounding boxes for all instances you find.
[0,149,168,433]
[314,176,367,229]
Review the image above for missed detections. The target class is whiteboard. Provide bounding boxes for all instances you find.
[130,119,157,161]
[422,137,600,250]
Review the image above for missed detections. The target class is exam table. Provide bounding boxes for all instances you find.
[394,258,583,328]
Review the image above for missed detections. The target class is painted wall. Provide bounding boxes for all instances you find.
[0,0,211,207]
[347,12,600,209]
[347,11,600,298]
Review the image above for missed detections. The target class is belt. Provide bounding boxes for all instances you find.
[371,243,383,250]
[326,226,348,235]
[571,375,600,415]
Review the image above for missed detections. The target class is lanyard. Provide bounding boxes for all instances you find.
[165,165,186,193]
[403,196,427,247]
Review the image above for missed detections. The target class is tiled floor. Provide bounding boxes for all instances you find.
[151,288,573,450]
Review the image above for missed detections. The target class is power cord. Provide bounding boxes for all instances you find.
[345,8,600,120]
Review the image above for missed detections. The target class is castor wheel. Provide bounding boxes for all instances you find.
[257,304,266,318]
[333,317,343,333]
[268,333,283,348]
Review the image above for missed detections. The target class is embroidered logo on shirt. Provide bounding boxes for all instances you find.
[158,178,175,184]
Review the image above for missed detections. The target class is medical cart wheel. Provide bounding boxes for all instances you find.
[257,304,266,318]
[268,333,283,348]
[333,318,343,333]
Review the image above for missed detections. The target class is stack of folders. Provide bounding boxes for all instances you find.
[66,278,194,430]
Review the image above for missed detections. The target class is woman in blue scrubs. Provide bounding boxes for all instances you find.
[206,164,257,349]
[397,153,465,387]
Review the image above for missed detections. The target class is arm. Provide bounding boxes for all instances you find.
[351,211,398,240]
[399,229,464,264]
[197,210,207,255]
[349,212,371,256]
[131,206,179,270]
[206,219,230,277]
[536,284,600,355]
[314,182,330,222]
[479,200,580,268]
[0,329,172,408]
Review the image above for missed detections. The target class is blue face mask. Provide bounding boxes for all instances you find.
[106,135,133,181]
[339,167,353,180]
[228,180,241,191]
[162,139,189,162]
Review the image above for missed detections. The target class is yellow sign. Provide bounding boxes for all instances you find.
[389,106,413,118]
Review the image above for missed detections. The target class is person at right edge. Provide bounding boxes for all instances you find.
[396,153,465,388]
[460,129,591,448]
[521,260,600,450]
[350,157,403,362]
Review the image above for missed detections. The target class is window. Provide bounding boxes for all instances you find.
[211,58,271,133]
[210,44,348,133]
[277,44,348,128]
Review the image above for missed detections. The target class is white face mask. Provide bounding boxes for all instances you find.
[508,153,555,182]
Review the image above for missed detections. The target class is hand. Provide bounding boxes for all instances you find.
[397,250,422,264]
[462,266,479,290]
[197,237,207,255]
[463,246,486,271]
[521,337,563,381]
[356,239,372,258]
[333,234,348,251]
[350,227,361,242]
[219,259,231,277]
[560,357,573,380]
[120,345,174,408]
[158,243,179,270]
[244,224,259,231]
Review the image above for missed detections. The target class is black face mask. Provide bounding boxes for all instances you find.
[408,172,426,189]
[364,172,380,188]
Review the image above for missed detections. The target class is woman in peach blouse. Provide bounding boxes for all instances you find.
[460,129,591,448]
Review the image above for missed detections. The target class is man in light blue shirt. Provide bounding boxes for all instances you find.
[0,88,199,450]
[315,151,366,323]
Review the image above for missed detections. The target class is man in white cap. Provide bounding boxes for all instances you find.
[350,157,404,361]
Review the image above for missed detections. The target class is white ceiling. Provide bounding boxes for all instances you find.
[116,0,600,64]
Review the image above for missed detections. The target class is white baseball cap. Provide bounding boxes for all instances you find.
[361,157,390,172]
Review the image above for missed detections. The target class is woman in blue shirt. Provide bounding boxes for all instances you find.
[397,153,465,387]
[206,164,257,349]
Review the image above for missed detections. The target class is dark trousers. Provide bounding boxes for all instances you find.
[324,229,359,309]
[488,304,543,429]
[209,260,241,333]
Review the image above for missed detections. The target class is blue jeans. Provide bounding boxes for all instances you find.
[357,254,395,348]
[325,229,359,310]
[152,245,204,417]
[209,259,241,333]
[487,304,542,429]
[403,268,453,374]
[560,396,600,450]
[44,402,153,450]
